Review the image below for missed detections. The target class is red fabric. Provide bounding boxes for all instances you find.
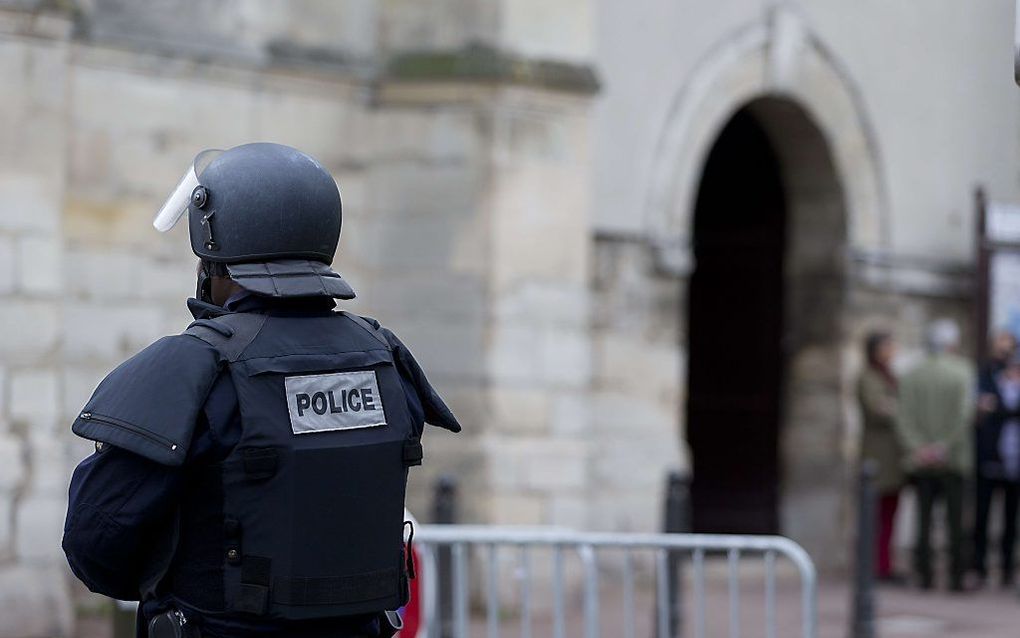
[876,491,900,577]
[398,547,422,637]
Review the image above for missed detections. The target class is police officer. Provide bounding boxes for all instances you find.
[62,143,461,637]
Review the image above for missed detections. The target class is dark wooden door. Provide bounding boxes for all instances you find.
[686,109,786,534]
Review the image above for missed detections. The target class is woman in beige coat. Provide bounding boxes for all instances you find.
[858,330,904,581]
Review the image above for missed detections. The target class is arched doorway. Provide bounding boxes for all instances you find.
[686,97,847,539]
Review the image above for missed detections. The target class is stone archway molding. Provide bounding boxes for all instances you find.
[642,5,890,275]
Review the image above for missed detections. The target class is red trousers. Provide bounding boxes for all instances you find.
[876,491,900,577]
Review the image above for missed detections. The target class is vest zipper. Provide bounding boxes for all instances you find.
[79,411,179,453]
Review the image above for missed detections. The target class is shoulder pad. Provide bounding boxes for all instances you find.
[380,326,462,433]
[71,334,221,466]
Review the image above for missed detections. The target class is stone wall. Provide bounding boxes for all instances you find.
[0,10,76,636]
[589,234,685,532]
[0,2,602,633]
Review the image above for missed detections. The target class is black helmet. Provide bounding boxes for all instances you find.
[155,143,354,299]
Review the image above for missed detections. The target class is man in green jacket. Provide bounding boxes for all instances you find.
[895,318,974,591]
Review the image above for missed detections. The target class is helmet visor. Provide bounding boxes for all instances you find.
[152,149,223,232]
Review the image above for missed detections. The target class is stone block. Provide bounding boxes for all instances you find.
[591,434,678,491]
[488,145,590,290]
[488,323,539,383]
[0,434,24,493]
[16,234,61,294]
[490,387,550,433]
[493,281,589,327]
[354,214,470,273]
[594,334,679,395]
[359,110,480,165]
[386,320,485,380]
[9,369,59,426]
[500,0,594,61]
[485,438,527,491]
[0,235,14,294]
[0,174,60,234]
[63,302,165,361]
[516,439,587,491]
[0,495,10,555]
[486,494,545,526]
[591,391,676,436]
[0,300,60,362]
[589,491,659,533]
[550,391,589,435]
[66,248,139,300]
[368,273,486,324]
[0,564,73,638]
[538,328,591,388]
[549,495,588,529]
[14,495,67,562]
[138,255,193,301]
[26,435,68,496]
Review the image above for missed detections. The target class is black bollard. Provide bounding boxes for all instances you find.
[658,471,691,638]
[432,475,458,638]
[852,461,878,638]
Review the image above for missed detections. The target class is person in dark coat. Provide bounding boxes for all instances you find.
[62,144,461,638]
[857,330,904,581]
[974,337,1020,588]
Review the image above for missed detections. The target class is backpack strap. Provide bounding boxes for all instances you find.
[185,312,269,362]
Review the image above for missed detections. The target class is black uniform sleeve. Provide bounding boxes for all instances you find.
[62,446,183,600]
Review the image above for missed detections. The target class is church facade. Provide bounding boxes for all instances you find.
[0,1,1017,634]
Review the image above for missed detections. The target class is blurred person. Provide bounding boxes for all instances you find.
[62,143,461,638]
[895,318,974,591]
[973,348,1020,588]
[857,330,904,582]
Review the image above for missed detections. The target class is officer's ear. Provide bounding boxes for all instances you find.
[210,276,244,307]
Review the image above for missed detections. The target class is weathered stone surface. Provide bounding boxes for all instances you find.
[0,495,11,557]
[550,392,589,436]
[0,564,72,638]
[0,434,25,493]
[486,493,545,526]
[16,235,62,294]
[0,301,59,361]
[66,249,140,300]
[489,387,550,433]
[0,235,15,294]
[0,365,6,420]
[62,302,165,361]
[14,496,67,562]
[9,369,59,426]
[488,323,591,388]
[26,434,69,497]
[0,175,61,234]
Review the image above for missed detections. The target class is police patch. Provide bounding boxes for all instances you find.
[284,371,386,434]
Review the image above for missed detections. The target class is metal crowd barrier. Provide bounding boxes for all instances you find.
[415,526,817,638]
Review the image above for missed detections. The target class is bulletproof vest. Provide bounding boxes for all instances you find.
[173,311,421,619]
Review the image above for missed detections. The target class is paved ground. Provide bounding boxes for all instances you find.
[464,570,1020,638]
[76,577,1020,637]
[824,580,1020,638]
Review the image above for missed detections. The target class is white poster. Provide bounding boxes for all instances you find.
[987,201,1020,243]
[990,251,1020,337]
